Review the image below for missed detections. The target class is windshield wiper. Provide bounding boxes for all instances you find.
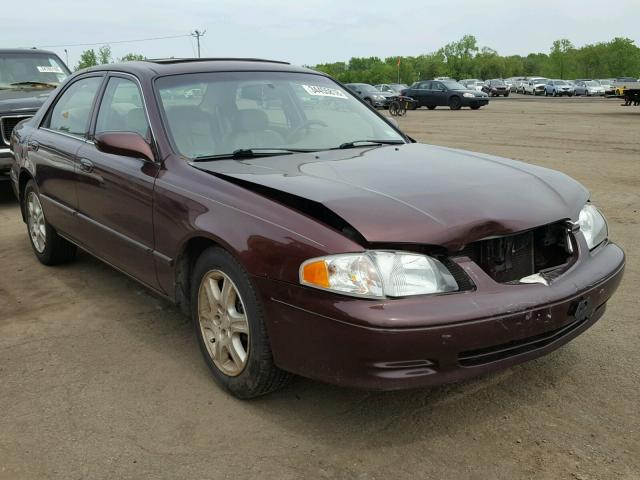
[191,147,317,162]
[9,81,58,88]
[336,140,405,150]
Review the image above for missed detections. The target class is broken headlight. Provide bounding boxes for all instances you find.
[577,204,608,250]
[300,251,458,299]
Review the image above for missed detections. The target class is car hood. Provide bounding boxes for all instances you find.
[194,143,588,250]
[0,88,53,115]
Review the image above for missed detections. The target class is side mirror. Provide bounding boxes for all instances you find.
[95,132,154,162]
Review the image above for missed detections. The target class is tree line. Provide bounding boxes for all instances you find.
[73,35,640,83]
[312,35,640,84]
[74,45,145,70]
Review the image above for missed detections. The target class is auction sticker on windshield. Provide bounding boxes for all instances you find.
[37,65,64,73]
[301,85,348,99]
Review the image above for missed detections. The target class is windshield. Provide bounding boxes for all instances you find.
[0,53,69,89]
[585,81,598,86]
[156,72,404,159]
[490,80,505,85]
[442,81,467,90]
[554,80,567,85]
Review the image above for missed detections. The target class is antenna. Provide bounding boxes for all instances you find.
[191,29,207,58]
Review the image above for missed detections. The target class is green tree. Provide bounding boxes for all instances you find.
[549,39,575,78]
[437,35,479,79]
[76,49,98,71]
[120,53,145,62]
[97,45,112,64]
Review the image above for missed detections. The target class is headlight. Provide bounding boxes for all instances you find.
[577,204,608,249]
[463,92,475,98]
[372,94,385,100]
[300,251,459,298]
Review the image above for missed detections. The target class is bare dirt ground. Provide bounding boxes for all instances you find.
[1,96,638,480]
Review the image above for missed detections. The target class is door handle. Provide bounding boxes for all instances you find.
[27,140,39,152]
[79,158,94,173]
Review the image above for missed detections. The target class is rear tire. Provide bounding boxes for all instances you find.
[23,180,77,266]
[427,105,436,110]
[448,96,462,110]
[470,105,481,110]
[191,247,291,399]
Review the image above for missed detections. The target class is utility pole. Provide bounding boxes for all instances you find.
[191,29,206,58]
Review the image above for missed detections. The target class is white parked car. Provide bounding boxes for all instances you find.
[574,80,604,96]
[461,79,484,91]
[597,79,615,95]
[523,78,548,95]
[512,78,529,93]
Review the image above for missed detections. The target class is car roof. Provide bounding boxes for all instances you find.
[82,58,320,77]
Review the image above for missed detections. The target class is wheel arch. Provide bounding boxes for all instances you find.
[18,169,35,221]
[173,233,241,316]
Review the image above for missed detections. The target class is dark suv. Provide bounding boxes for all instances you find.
[0,49,70,177]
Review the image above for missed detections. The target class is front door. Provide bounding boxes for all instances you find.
[74,75,160,289]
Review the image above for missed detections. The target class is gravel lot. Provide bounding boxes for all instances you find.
[1,96,638,480]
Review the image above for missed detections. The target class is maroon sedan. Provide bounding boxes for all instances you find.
[9,59,624,398]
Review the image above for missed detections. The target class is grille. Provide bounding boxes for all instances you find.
[1,115,32,146]
[452,221,573,284]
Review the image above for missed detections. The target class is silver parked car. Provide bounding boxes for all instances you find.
[374,83,409,95]
[574,80,605,96]
[544,79,575,97]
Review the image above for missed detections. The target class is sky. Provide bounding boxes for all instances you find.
[3,0,638,69]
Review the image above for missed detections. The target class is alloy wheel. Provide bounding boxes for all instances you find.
[27,192,46,253]
[198,270,250,376]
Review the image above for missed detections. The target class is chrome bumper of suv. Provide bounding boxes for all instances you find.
[0,147,12,172]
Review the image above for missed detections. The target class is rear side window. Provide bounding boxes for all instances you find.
[95,77,149,138]
[47,77,102,137]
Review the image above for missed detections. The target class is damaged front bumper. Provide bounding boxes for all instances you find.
[255,238,625,390]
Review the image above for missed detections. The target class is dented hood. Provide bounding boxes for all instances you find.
[193,143,589,249]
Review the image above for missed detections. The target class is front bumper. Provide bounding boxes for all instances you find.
[371,97,392,108]
[257,240,625,390]
[461,97,489,107]
[0,147,12,172]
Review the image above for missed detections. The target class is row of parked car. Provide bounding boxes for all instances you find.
[345,80,491,110]
[462,77,640,97]
[344,76,640,111]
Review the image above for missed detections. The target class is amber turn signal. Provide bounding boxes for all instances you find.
[301,260,330,288]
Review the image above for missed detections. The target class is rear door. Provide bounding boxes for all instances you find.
[74,73,161,289]
[430,81,448,106]
[30,75,104,236]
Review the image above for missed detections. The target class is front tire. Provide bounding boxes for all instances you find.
[23,180,77,265]
[427,105,436,110]
[191,247,291,399]
[448,96,462,110]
